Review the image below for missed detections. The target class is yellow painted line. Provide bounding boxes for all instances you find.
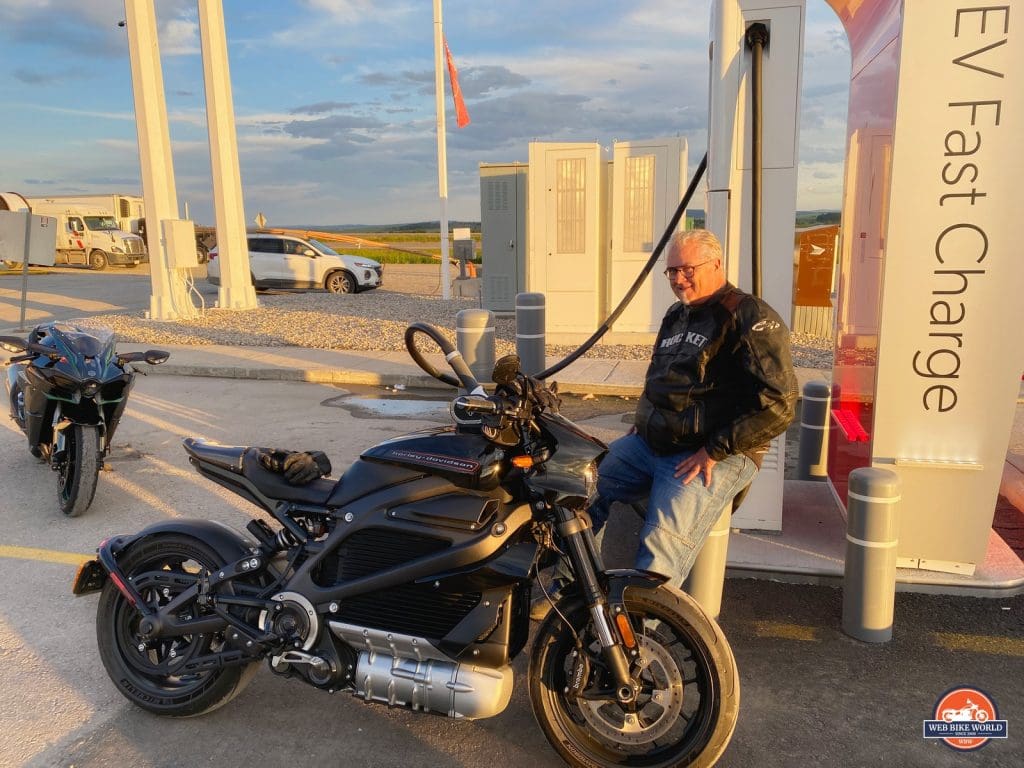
[752,620,819,642]
[0,544,92,567]
[932,632,1024,658]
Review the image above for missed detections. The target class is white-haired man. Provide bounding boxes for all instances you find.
[536,230,797,615]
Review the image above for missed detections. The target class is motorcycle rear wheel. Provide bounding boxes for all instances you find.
[58,423,101,517]
[529,583,739,768]
[96,534,259,717]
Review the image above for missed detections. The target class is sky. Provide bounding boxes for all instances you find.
[0,1,852,227]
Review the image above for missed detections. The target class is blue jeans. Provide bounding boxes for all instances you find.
[587,433,757,585]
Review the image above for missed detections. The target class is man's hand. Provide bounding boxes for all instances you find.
[673,447,717,486]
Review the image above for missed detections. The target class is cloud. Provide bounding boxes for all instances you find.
[359,72,399,87]
[290,101,357,115]
[82,175,141,186]
[160,17,199,56]
[13,68,69,85]
[448,90,702,154]
[283,113,385,139]
[277,113,389,159]
[456,65,530,98]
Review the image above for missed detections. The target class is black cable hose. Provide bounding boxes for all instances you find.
[746,22,769,299]
[536,153,708,381]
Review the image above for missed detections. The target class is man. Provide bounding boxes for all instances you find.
[537,230,797,613]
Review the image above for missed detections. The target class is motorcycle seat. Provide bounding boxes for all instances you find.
[184,438,337,506]
[240,448,336,505]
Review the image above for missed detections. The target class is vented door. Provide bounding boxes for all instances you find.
[610,138,687,335]
[527,143,605,336]
[480,165,525,312]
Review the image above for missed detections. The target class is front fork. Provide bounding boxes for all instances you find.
[553,503,640,705]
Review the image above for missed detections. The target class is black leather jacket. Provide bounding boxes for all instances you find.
[634,283,798,461]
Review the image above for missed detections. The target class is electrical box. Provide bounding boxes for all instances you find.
[161,218,198,269]
[0,211,58,267]
[480,163,527,312]
[453,226,473,262]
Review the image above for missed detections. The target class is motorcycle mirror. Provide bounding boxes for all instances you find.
[492,354,521,386]
[0,336,27,353]
[144,350,170,365]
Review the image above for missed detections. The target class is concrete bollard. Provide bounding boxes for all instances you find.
[797,380,831,481]
[456,309,495,383]
[515,293,545,376]
[682,507,731,620]
[842,467,901,643]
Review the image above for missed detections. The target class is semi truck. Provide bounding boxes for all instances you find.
[24,199,147,270]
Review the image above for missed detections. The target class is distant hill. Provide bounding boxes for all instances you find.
[795,210,841,227]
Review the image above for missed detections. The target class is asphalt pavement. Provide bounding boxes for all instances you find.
[0,375,1019,768]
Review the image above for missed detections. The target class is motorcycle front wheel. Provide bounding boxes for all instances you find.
[96,534,260,717]
[58,423,101,516]
[529,583,739,768]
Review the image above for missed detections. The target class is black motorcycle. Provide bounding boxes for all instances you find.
[73,322,739,767]
[1,322,169,516]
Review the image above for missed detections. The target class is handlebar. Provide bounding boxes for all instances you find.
[403,322,485,394]
[453,395,498,414]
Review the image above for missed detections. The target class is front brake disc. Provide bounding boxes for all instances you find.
[577,634,685,746]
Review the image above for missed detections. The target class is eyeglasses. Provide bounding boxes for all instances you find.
[664,260,713,279]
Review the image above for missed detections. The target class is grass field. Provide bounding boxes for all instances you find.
[316,233,481,265]
[350,232,481,244]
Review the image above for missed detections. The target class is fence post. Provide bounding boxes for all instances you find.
[456,308,495,383]
[798,380,831,480]
[516,292,545,376]
[842,467,901,643]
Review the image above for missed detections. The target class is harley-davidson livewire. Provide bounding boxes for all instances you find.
[1,322,169,516]
[73,322,739,767]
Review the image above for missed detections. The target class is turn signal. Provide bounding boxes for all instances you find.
[614,612,637,649]
[511,455,534,469]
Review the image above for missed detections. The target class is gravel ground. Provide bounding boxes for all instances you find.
[71,287,835,370]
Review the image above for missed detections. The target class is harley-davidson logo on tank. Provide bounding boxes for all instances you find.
[386,449,481,474]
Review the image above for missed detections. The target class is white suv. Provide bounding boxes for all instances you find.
[207,234,382,294]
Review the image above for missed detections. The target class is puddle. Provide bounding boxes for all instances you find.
[322,385,452,421]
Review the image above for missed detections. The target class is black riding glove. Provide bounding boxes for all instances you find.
[258,448,332,485]
[282,450,332,485]
[257,448,290,474]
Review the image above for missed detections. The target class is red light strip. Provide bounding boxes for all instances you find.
[831,408,870,442]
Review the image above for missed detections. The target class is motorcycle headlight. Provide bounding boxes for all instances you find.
[583,460,598,501]
[82,380,100,397]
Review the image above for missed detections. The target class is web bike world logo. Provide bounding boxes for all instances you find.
[923,687,1008,751]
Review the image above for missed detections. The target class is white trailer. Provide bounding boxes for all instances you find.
[26,194,145,235]
[24,200,147,270]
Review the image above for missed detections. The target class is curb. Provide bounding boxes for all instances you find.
[144,362,645,397]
